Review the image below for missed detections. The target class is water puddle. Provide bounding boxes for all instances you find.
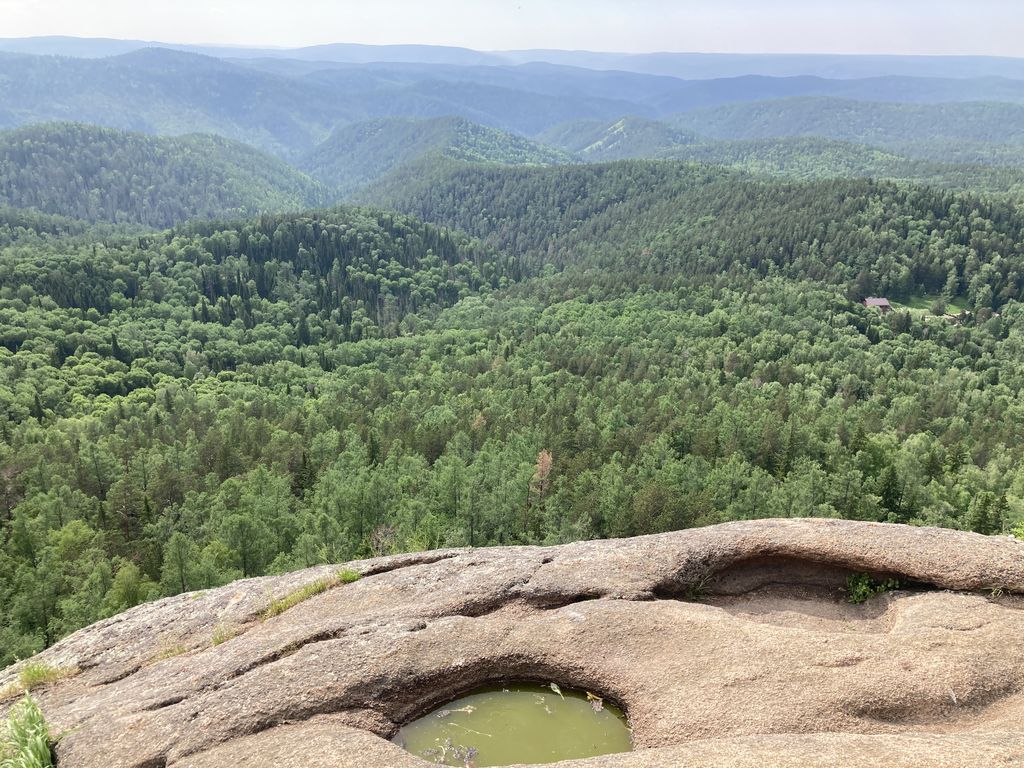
[392,682,632,766]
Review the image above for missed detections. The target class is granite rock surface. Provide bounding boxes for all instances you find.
[2,519,1024,767]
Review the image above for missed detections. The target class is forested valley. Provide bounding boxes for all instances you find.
[3,42,1024,668]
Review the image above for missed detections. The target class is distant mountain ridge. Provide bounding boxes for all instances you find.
[4,36,1024,80]
[0,49,647,155]
[0,49,348,158]
[1,40,1023,214]
[2,45,1024,162]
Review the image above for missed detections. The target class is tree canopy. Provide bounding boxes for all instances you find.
[3,158,1024,666]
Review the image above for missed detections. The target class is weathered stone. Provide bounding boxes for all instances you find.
[2,519,1024,767]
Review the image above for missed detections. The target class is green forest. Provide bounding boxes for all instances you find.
[2,156,1024,666]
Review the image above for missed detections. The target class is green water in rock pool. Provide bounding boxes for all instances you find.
[392,683,632,766]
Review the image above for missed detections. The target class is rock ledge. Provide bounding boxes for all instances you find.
[3,519,1024,767]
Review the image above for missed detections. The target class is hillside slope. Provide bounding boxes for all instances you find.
[663,137,1024,191]
[0,122,328,226]
[539,120,1024,192]
[364,158,1024,304]
[299,116,571,194]
[0,49,352,158]
[539,116,698,161]
[672,97,1024,162]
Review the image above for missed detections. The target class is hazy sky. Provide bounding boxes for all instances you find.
[2,0,1023,56]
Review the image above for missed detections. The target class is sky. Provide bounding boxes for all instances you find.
[1,0,1023,56]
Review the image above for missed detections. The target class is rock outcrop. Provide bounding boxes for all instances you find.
[3,519,1024,767]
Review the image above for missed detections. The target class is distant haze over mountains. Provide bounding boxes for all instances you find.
[4,36,1024,80]
[3,43,1024,160]
[1,34,1024,222]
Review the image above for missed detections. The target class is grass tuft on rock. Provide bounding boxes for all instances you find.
[0,695,53,768]
[211,624,239,646]
[152,644,188,662]
[262,569,361,620]
[1,664,78,701]
[16,666,75,693]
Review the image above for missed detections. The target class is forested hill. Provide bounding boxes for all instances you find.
[538,116,698,161]
[0,49,353,158]
[0,123,329,227]
[299,116,571,195]
[365,159,1024,311]
[670,97,1024,162]
[8,36,1024,686]
[0,206,507,357]
[538,120,1024,193]
[655,138,1024,191]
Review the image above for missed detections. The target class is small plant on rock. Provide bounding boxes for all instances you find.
[846,573,899,604]
[211,623,239,646]
[1,665,78,701]
[152,643,188,662]
[0,695,54,768]
[338,569,361,585]
[16,666,76,693]
[262,569,361,620]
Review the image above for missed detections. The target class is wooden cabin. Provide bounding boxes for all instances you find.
[863,297,892,314]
